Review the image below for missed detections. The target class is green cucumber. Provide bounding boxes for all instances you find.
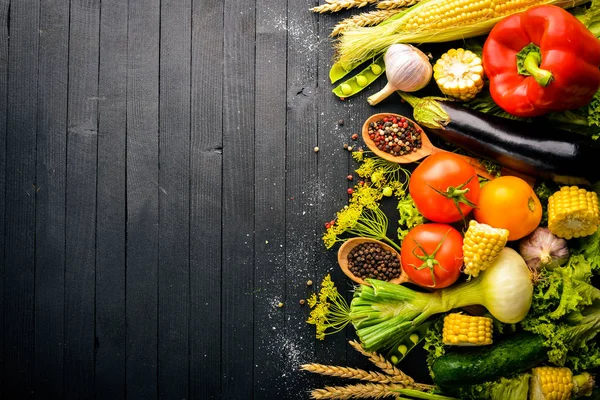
[431,332,548,390]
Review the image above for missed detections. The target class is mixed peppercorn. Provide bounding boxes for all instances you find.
[368,115,422,157]
[348,242,402,281]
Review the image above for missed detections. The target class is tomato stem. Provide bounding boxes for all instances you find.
[528,196,537,212]
[409,229,451,287]
[427,174,477,226]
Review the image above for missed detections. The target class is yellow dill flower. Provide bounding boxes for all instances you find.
[350,184,382,210]
[323,229,339,249]
[355,158,376,178]
[352,151,364,162]
[306,274,351,341]
[389,181,406,197]
[335,205,362,233]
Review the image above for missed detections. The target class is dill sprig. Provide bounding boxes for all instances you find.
[323,153,412,250]
[307,274,352,340]
[354,152,411,194]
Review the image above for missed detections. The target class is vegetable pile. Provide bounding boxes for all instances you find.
[300,1,600,399]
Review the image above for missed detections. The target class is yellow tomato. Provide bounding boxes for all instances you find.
[473,176,541,241]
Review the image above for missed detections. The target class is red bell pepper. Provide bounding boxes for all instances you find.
[482,5,600,117]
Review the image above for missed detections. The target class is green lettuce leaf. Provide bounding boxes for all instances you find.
[397,195,424,241]
[423,317,445,374]
[455,374,530,400]
[521,260,600,365]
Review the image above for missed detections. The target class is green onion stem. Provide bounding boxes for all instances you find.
[395,388,459,400]
[350,275,487,351]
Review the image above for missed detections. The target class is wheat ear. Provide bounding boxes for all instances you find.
[331,9,401,36]
[310,0,378,13]
[300,363,399,383]
[310,382,406,399]
[376,0,420,9]
[348,340,414,383]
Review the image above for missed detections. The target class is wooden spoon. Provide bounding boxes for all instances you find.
[337,237,411,286]
[362,113,496,181]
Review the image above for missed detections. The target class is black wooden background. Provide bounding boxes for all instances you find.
[0,1,425,399]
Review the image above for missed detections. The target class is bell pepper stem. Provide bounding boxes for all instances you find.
[523,50,553,87]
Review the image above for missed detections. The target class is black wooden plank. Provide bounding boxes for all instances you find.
[158,0,191,398]
[221,0,256,398]
[34,1,69,397]
[126,0,160,397]
[0,0,9,394]
[335,23,390,375]
[64,1,100,398]
[313,0,350,382]
[253,0,287,398]
[96,0,128,398]
[189,0,223,398]
[284,1,322,399]
[3,1,39,397]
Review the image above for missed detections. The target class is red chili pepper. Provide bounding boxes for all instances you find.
[482,5,600,117]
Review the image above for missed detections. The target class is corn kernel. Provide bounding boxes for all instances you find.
[548,186,600,239]
[433,48,484,101]
[462,220,509,278]
[442,313,493,346]
[530,367,574,400]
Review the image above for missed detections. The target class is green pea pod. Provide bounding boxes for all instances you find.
[329,10,407,84]
[330,59,361,84]
[386,320,433,365]
[332,54,386,99]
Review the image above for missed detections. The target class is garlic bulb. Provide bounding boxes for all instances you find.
[519,227,569,272]
[367,44,432,106]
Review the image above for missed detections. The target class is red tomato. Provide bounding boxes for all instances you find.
[409,153,480,223]
[400,223,463,288]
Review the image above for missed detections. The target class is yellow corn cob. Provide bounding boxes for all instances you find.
[462,220,509,278]
[442,313,493,346]
[548,186,600,239]
[400,0,549,33]
[335,0,591,75]
[433,48,484,101]
[529,367,574,400]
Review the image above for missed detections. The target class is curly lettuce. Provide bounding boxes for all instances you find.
[456,374,530,400]
[520,252,600,366]
[397,195,424,241]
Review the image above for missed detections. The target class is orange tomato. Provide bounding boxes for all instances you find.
[473,176,541,241]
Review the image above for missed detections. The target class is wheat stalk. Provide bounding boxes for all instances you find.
[310,0,378,13]
[376,0,420,9]
[331,9,401,36]
[348,340,414,384]
[300,363,399,383]
[310,383,406,399]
